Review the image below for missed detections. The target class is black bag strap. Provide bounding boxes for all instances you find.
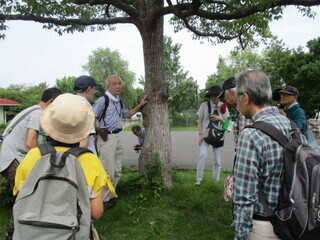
[98,95,123,124]
[67,147,93,157]
[207,101,211,114]
[99,95,109,124]
[245,121,288,147]
[38,143,57,167]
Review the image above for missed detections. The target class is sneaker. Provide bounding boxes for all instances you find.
[195,180,202,186]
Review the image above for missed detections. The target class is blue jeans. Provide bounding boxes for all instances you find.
[196,140,222,182]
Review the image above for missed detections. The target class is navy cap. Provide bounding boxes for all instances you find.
[73,75,102,92]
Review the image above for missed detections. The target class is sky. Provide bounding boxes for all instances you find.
[0,6,320,90]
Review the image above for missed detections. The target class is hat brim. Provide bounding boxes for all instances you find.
[279,90,296,95]
[41,95,95,144]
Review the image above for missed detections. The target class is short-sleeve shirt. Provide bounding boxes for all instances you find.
[0,105,42,172]
[197,100,230,137]
[13,147,116,198]
[93,95,129,131]
[77,95,97,155]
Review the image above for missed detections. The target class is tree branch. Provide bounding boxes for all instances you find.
[73,0,139,18]
[182,18,241,40]
[161,0,320,20]
[0,14,133,26]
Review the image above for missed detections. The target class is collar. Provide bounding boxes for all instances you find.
[105,91,120,102]
[286,101,298,110]
[252,106,278,122]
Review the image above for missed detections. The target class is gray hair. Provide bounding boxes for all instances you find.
[105,75,122,87]
[235,70,272,106]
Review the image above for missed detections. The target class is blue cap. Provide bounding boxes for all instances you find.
[73,75,102,92]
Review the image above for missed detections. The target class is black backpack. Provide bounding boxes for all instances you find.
[247,121,320,240]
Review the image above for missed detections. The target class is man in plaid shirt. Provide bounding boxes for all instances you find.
[232,70,291,240]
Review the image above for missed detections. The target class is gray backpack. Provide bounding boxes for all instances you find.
[13,143,92,240]
[247,121,320,240]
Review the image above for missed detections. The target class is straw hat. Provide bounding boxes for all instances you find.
[41,93,95,144]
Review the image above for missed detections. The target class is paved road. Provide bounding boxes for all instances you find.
[120,130,235,171]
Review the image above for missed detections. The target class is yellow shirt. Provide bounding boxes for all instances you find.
[14,146,117,198]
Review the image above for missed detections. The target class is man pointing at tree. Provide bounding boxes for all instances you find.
[93,75,147,208]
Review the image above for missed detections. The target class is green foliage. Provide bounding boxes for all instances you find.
[0,82,48,120]
[55,76,76,94]
[208,37,320,116]
[171,110,197,127]
[206,49,264,89]
[0,122,7,134]
[94,169,234,240]
[164,36,197,117]
[0,175,14,208]
[83,47,138,109]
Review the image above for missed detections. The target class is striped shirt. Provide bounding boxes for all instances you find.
[232,106,291,239]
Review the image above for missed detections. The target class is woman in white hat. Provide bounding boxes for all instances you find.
[14,93,116,226]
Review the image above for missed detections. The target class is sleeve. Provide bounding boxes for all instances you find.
[197,102,206,118]
[92,97,105,119]
[27,109,42,132]
[232,130,259,239]
[121,102,129,118]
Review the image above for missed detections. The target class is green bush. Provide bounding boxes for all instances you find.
[0,175,15,207]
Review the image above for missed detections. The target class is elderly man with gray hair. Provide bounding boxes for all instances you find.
[93,75,147,208]
[232,70,291,240]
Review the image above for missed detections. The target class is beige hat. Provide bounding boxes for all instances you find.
[41,93,95,144]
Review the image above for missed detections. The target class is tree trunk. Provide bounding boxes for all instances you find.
[136,1,172,187]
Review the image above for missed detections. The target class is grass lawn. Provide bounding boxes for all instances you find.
[0,169,234,240]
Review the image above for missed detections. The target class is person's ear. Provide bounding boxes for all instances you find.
[242,93,250,104]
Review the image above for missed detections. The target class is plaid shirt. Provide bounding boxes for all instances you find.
[233,111,252,145]
[232,107,291,240]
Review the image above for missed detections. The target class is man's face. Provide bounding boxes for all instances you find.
[236,93,252,119]
[224,88,237,106]
[279,93,296,106]
[133,130,142,137]
[107,76,122,96]
[87,86,96,102]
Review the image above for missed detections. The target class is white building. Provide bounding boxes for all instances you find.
[0,98,20,123]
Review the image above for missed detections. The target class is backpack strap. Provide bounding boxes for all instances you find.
[245,121,288,147]
[67,147,93,157]
[38,143,57,168]
[98,95,109,124]
[207,101,211,114]
[98,95,123,124]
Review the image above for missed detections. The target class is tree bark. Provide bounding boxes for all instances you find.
[136,0,172,187]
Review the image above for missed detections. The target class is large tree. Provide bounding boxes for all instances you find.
[1,0,320,187]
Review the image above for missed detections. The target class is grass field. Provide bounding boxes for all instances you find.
[0,169,234,240]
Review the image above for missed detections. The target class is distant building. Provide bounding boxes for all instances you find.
[0,98,20,123]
